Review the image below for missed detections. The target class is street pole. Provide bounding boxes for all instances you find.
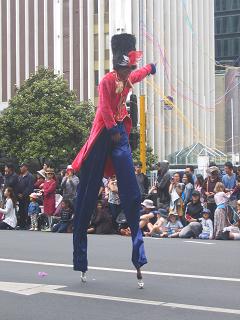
[139,0,146,173]
[231,98,234,164]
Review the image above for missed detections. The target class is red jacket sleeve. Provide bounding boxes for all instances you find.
[129,64,152,84]
[44,180,56,196]
[98,78,117,130]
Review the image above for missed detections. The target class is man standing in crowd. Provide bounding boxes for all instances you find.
[17,163,34,229]
[185,165,196,184]
[156,161,171,209]
[135,162,149,201]
[4,163,19,196]
[202,166,222,221]
[222,161,236,192]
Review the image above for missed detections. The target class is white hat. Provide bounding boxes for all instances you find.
[141,199,155,209]
[37,169,46,178]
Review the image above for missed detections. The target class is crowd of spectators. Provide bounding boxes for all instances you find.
[0,160,240,241]
[107,161,240,241]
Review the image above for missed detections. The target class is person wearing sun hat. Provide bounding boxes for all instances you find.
[72,33,156,286]
[139,199,158,230]
[34,169,46,189]
[42,168,56,231]
[202,165,222,221]
[198,208,213,240]
[139,199,166,237]
[161,210,183,238]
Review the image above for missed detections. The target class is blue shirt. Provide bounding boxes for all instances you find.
[28,202,40,216]
[222,173,236,190]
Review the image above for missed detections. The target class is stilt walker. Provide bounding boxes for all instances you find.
[72,33,156,288]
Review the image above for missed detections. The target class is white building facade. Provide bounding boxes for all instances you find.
[0,0,215,161]
[109,0,216,160]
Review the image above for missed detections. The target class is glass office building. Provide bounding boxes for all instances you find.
[215,0,240,66]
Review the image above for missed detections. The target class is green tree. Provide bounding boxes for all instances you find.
[0,68,95,167]
[132,146,158,172]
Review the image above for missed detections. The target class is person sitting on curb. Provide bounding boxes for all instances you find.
[139,199,165,236]
[161,211,183,238]
[52,199,73,233]
[179,190,203,238]
[198,208,213,240]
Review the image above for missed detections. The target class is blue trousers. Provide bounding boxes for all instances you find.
[52,221,69,233]
[73,123,147,272]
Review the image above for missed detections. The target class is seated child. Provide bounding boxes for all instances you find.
[52,199,73,233]
[161,211,183,238]
[198,208,213,239]
[28,193,40,231]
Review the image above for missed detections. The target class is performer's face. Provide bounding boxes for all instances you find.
[117,67,132,81]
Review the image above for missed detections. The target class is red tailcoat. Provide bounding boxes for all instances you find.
[72,64,152,177]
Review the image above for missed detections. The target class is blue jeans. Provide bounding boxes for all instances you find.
[73,123,147,272]
[52,221,69,233]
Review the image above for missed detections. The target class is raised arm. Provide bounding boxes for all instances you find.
[129,64,156,84]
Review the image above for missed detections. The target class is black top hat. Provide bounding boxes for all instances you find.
[111,33,141,70]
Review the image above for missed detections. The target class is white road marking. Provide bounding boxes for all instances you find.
[0,281,240,315]
[0,258,240,283]
[184,240,215,245]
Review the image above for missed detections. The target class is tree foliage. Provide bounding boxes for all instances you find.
[0,68,95,167]
[132,146,158,172]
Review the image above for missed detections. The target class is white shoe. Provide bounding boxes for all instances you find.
[137,268,144,289]
[81,272,87,282]
[138,279,144,289]
[34,228,38,231]
[29,228,34,231]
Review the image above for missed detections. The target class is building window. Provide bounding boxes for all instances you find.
[105,34,109,50]
[221,0,227,10]
[221,17,227,33]
[94,70,99,86]
[94,0,98,14]
[215,18,221,34]
[232,15,240,32]
[234,38,240,55]
[94,34,99,48]
[215,0,221,11]
[216,39,222,57]
[105,0,109,13]
[223,39,229,56]
[232,0,240,9]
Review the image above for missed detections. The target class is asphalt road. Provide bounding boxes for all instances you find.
[0,231,240,320]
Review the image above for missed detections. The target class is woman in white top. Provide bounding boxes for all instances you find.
[0,187,17,230]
